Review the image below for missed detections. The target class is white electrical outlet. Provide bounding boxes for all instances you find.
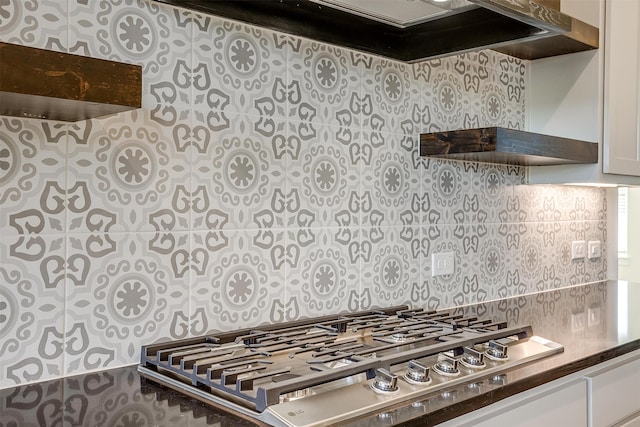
[571,240,586,260]
[588,240,602,259]
[432,252,454,277]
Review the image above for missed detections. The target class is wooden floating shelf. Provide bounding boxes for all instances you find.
[0,42,142,122]
[420,127,598,166]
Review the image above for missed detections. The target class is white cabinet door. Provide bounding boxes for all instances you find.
[589,356,640,427]
[603,0,640,176]
[438,380,588,427]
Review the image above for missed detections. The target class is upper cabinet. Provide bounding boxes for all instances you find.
[529,0,640,185]
[602,0,640,176]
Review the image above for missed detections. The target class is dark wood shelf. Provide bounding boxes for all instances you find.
[420,127,598,166]
[0,42,142,122]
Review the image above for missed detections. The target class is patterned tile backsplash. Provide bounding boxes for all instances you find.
[0,0,606,388]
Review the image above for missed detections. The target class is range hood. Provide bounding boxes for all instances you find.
[0,42,142,122]
[420,127,598,166]
[152,0,598,62]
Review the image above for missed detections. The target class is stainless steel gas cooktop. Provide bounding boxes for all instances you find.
[139,305,563,427]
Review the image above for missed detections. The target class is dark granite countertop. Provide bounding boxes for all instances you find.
[2,280,639,427]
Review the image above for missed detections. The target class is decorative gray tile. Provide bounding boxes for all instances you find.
[70,0,193,123]
[471,163,524,223]
[361,132,420,227]
[361,227,419,310]
[0,235,65,388]
[515,220,606,295]
[513,185,607,222]
[419,225,463,309]
[289,39,361,126]
[419,223,523,308]
[424,159,477,225]
[472,224,518,301]
[362,56,420,135]
[193,13,287,118]
[427,60,467,130]
[0,0,610,390]
[191,113,287,231]
[0,118,67,236]
[65,231,190,374]
[66,111,191,233]
[286,228,359,318]
[569,220,607,283]
[0,0,67,51]
[493,56,527,129]
[191,229,286,332]
[286,124,358,228]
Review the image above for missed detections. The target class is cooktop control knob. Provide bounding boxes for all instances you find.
[371,368,399,393]
[460,347,486,369]
[433,354,460,377]
[485,340,509,361]
[404,360,431,384]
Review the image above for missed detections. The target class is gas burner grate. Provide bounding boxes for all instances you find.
[140,306,539,413]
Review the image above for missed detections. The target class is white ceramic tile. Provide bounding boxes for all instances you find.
[64,232,190,374]
[191,113,287,231]
[0,234,65,388]
[288,38,361,126]
[0,118,67,236]
[362,56,421,135]
[192,13,287,118]
[0,0,68,51]
[286,124,359,228]
[191,229,286,332]
[361,226,419,309]
[66,111,191,233]
[69,0,193,124]
[361,132,421,227]
[286,228,359,318]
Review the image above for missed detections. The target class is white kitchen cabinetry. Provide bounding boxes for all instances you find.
[528,0,640,185]
[602,0,640,176]
[588,354,640,426]
[437,379,588,427]
[437,349,640,427]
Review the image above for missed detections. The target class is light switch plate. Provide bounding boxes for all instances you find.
[588,240,601,259]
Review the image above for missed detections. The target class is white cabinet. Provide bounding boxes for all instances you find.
[437,350,640,427]
[528,0,640,185]
[588,355,640,426]
[602,0,640,176]
[437,379,587,427]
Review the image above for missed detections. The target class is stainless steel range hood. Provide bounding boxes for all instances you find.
[152,0,598,62]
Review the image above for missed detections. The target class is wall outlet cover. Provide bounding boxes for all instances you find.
[432,252,454,277]
[571,240,586,260]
